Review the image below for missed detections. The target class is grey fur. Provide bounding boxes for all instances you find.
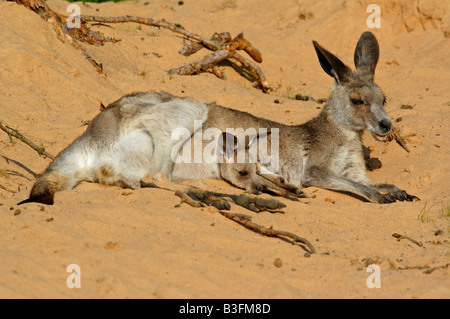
[19,32,418,205]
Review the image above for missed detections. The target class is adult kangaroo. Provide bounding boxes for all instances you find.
[19,31,418,205]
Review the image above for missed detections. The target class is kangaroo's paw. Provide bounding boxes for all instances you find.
[177,189,287,213]
[391,190,420,202]
[185,190,232,210]
[376,191,420,204]
[377,193,396,204]
[234,194,286,213]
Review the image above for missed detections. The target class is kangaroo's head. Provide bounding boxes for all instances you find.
[218,132,264,194]
[313,32,392,137]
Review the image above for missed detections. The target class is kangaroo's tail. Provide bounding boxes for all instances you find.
[18,171,70,205]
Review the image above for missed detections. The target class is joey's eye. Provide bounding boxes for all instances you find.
[351,98,364,105]
[238,171,248,177]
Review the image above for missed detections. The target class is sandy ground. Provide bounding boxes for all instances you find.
[0,0,449,298]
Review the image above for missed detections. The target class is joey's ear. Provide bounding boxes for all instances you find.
[218,132,238,159]
[246,130,271,150]
[354,31,379,74]
[312,40,352,84]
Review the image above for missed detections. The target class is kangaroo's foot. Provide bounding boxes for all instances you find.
[373,183,420,202]
[179,188,286,213]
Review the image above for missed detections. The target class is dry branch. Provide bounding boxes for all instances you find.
[387,126,410,153]
[219,210,316,254]
[179,42,204,56]
[80,15,269,91]
[173,188,315,253]
[0,184,16,193]
[392,232,423,247]
[168,33,264,82]
[16,0,270,91]
[398,263,449,274]
[0,121,55,160]
[14,0,116,76]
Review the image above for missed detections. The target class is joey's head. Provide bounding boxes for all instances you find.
[218,132,264,194]
[313,32,392,137]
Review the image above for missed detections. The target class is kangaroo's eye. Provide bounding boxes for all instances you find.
[383,97,387,105]
[238,171,248,177]
[351,98,364,105]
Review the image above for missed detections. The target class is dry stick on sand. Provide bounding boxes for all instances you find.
[175,190,316,254]
[168,33,264,81]
[219,210,316,254]
[14,0,118,77]
[17,0,269,88]
[387,126,410,153]
[0,184,16,193]
[392,232,423,247]
[398,263,449,274]
[0,121,55,160]
[80,16,269,91]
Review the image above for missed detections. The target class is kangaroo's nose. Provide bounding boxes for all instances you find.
[378,119,392,134]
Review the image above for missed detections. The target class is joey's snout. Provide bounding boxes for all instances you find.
[249,183,264,194]
[377,118,392,136]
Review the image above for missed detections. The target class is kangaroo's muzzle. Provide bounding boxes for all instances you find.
[377,118,392,136]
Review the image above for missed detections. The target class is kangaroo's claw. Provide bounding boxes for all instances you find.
[377,190,420,204]
[400,192,420,202]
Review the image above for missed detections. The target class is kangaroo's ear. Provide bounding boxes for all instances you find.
[218,132,238,159]
[246,130,271,150]
[354,31,379,74]
[313,40,352,84]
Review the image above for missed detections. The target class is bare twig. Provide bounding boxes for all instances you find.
[0,184,16,193]
[175,190,205,208]
[79,16,270,91]
[398,263,449,274]
[173,188,315,252]
[14,0,115,76]
[168,44,233,76]
[219,210,316,254]
[179,32,231,57]
[392,233,423,247]
[423,263,449,274]
[179,41,204,56]
[387,126,410,153]
[229,52,270,92]
[16,0,270,91]
[0,121,55,160]
[168,33,267,89]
